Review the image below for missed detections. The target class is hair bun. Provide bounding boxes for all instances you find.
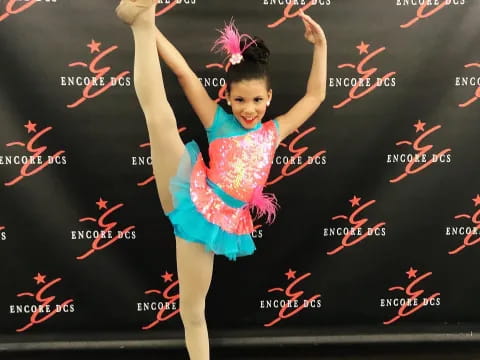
[241,36,270,65]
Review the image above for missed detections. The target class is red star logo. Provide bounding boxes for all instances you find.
[473,194,480,207]
[406,267,418,279]
[285,269,296,280]
[349,195,361,207]
[96,197,108,210]
[24,120,37,134]
[161,271,174,283]
[413,120,426,133]
[87,39,101,54]
[33,273,46,284]
[356,41,370,55]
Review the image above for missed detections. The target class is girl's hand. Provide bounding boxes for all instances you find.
[300,11,326,46]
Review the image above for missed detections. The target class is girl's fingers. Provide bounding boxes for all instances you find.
[308,18,320,28]
[299,11,324,37]
[312,25,322,34]
[303,17,318,32]
[302,19,311,30]
[301,16,311,27]
[301,13,320,29]
[302,18,311,32]
[299,10,313,22]
[300,12,313,22]
[307,20,322,34]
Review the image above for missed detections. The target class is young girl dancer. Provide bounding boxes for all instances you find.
[115,1,326,359]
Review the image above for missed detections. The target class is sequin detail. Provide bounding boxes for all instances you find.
[190,153,254,235]
[189,121,278,234]
[207,121,278,202]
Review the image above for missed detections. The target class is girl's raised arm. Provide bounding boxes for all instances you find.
[275,12,327,141]
[155,28,218,129]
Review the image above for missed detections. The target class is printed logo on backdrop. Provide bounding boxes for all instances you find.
[9,273,74,332]
[260,268,322,327]
[381,267,440,325]
[263,0,333,29]
[456,62,480,108]
[397,0,465,29]
[330,41,397,109]
[267,125,327,185]
[137,271,180,330]
[387,120,452,183]
[200,63,226,98]
[61,39,131,108]
[131,127,187,187]
[446,194,480,255]
[0,0,57,23]
[2,120,67,186]
[204,62,229,103]
[324,195,387,255]
[155,0,197,16]
[0,225,6,241]
[72,197,136,260]
[251,224,264,239]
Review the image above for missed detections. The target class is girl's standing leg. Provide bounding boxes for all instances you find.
[176,237,214,360]
[118,3,214,359]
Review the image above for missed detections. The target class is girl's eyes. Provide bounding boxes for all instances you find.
[233,98,264,103]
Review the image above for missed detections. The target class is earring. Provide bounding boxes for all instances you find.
[227,101,231,106]
[267,101,271,106]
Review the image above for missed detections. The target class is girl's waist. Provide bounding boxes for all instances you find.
[206,178,246,209]
[205,177,279,225]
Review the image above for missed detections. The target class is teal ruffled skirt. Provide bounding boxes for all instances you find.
[166,141,256,261]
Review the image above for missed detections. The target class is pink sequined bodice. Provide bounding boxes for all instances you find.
[206,121,278,202]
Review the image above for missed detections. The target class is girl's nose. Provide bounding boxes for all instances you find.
[244,105,255,114]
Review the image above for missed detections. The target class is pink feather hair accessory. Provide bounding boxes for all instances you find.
[211,19,256,65]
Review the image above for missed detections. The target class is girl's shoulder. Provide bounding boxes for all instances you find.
[206,105,233,133]
[206,105,246,141]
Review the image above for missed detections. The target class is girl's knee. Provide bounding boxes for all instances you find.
[180,306,205,328]
[146,115,178,136]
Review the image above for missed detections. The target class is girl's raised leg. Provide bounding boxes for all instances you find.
[125,3,184,213]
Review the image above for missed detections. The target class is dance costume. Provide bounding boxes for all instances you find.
[167,105,279,260]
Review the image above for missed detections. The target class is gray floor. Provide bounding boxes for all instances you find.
[4,344,480,360]
[3,327,480,359]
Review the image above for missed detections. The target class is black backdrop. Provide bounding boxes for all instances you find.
[1,0,479,342]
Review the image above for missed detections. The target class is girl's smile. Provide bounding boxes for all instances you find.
[227,79,272,129]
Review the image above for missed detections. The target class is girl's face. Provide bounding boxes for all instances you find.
[227,79,272,129]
